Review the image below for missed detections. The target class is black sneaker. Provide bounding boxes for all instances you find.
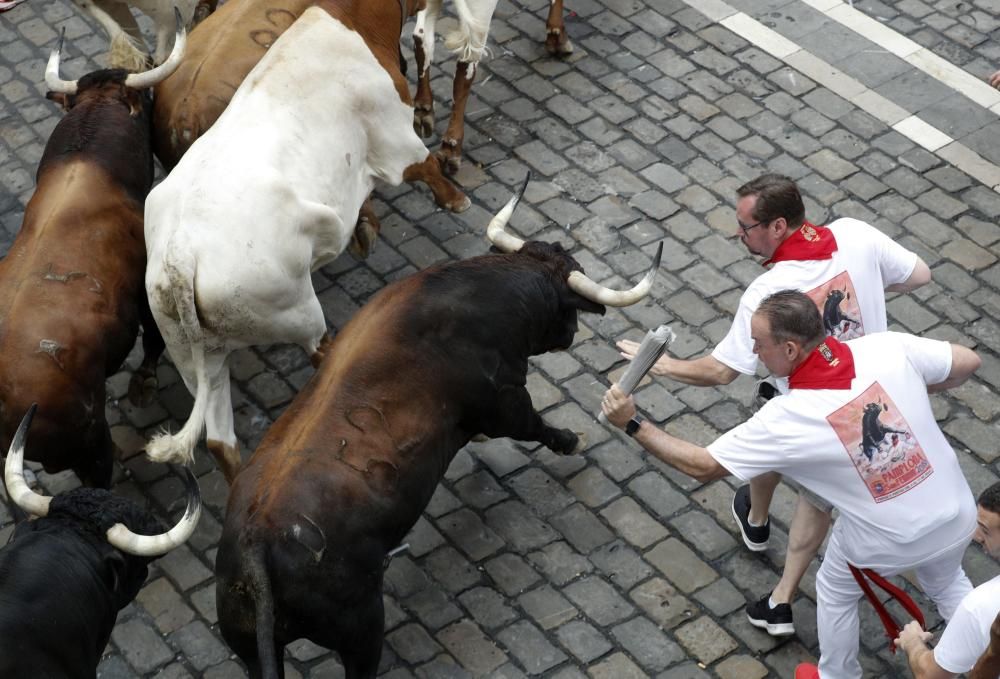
[732,484,769,551]
[746,594,795,636]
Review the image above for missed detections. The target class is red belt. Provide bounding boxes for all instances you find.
[849,565,925,653]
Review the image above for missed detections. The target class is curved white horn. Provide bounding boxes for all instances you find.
[486,173,530,253]
[567,241,663,307]
[123,7,186,89]
[106,465,202,556]
[4,404,52,517]
[45,29,78,95]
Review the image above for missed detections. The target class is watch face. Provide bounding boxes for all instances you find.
[626,417,641,436]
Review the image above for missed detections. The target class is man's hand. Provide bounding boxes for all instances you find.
[990,70,1000,89]
[895,620,933,655]
[617,339,669,376]
[601,385,636,429]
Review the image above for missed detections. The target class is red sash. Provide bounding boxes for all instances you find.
[765,221,838,266]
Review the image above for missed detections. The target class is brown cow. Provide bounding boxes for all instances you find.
[215,178,662,678]
[0,25,184,488]
[151,0,467,252]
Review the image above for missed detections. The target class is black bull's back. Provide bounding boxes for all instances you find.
[217,247,603,677]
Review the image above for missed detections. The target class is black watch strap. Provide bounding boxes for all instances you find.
[625,415,643,437]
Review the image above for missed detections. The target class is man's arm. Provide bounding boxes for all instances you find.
[602,385,729,482]
[928,345,981,394]
[894,621,957,679]
[617,341,740,386]
[886,257,931,293]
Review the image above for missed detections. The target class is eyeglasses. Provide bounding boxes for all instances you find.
[738,217,769,233]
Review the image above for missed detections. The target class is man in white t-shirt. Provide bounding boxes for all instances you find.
[618,173,931,635]
[603,290,978,679]
[894,481,1000,678]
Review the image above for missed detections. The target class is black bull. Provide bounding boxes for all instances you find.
[216,223,661,678]
[860,402,906,461]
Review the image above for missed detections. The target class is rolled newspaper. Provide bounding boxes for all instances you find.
[599,324,676,424]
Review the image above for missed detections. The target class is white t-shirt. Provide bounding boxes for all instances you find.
[712,218,918,378]
[707,332,976,571]
[935,574,1000,674]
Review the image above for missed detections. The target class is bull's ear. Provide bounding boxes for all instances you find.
[45,91,71,111]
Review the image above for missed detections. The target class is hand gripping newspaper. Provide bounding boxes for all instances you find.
[598,324,675,424]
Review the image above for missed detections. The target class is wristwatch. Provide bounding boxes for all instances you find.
[625,415,643,437]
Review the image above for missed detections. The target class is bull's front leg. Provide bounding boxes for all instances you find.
[478,385,582,455]
[436,61,476,175]
[403,155,471,213]
[348,199,381,260]
[545,0,573,56]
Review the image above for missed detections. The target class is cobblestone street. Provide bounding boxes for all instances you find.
[3,0,1000,676]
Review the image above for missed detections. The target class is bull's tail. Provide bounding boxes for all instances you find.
[247,542,280,679]
[146,241,210,467]
[444,0,491,63]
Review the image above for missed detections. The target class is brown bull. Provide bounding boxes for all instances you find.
[152,0,466,249]
[215,178,662,679]
[0,28,185,488]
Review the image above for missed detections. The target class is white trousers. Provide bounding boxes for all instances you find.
[816,531,972,679]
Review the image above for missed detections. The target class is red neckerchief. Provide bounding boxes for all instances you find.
[788,337,855,390]
[765,221,838,266]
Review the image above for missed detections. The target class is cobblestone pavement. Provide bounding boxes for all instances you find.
[2,0,1000,677]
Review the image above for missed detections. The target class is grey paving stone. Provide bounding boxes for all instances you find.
[496,621,568,675]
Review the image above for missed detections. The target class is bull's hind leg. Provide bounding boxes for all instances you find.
[336,595,385,679]
[478,385,581,455]
[403,155,471,213]
[545,0,573,56]
[412,0,441,138]
[204,363,242,484]
[129,294,167,407]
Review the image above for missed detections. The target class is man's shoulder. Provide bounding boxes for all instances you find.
[965,574,1000,607]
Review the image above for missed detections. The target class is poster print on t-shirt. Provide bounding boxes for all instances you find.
[805,271,865,341]
[827,382,933,503]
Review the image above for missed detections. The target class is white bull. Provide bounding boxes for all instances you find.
[144,4,465,482]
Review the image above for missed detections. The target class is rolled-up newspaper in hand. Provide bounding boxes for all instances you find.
[599,324,676,423]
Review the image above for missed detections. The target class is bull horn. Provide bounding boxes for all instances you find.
[123,7,186,90]
[486,173,530,253]
[4,404,52,517]
[106,465,202,556]
[567,241,663,307]
[45,29,78,95]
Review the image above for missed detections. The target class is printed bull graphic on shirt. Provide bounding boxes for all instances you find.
[806,271,866,341]
[828,382,932,503]
[860,401,908,462]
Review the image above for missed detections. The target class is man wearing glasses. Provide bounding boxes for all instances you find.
[617,173,931,636]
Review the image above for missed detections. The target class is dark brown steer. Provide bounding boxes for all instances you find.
[215,179,662,679]
[0,26,184,488]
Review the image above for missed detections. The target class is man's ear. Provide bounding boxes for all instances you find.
[46,91,71,111]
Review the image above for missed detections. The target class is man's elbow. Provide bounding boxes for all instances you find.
[892,259,932,293]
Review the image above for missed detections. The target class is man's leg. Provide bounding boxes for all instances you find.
[733,473,779,552]
[913,540,972,622]
[816,531,866,679]
[773,493,832,604]
[749,471,781,526]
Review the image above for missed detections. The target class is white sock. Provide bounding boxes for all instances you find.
[748,516,766,527]
[768,596,779,609]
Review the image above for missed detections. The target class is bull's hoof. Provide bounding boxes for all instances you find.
[548,427,581,455]
[127,372,158,408]
[545,30,574,57]
[414,107,435,138]
[570,432,587,454]
[448,193,472,213]
[348,216,379,260]
[434,144,463,176]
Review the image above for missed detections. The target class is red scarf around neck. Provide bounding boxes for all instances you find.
[788,337,856,390]
[765,221,838,266]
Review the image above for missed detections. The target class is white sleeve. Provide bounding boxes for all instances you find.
[707,404,788,481]
[934,599,988,674]
[860,220,918,288]
[894,333,953,386]
[711,291,761,376]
